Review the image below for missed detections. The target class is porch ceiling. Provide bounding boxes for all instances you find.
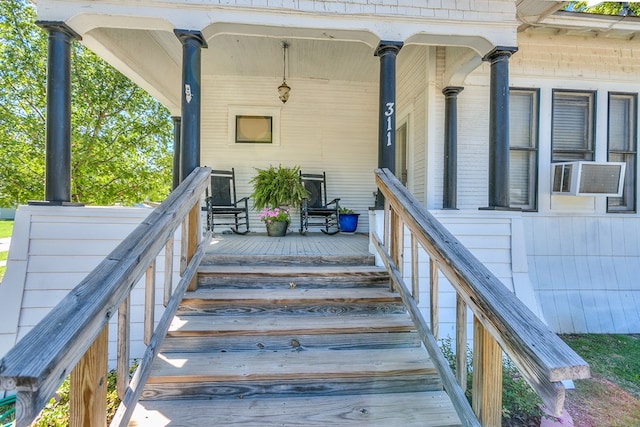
[84,27,379,114]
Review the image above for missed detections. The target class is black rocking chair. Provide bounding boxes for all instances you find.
[299,171,340,235]
[203,168,250,234]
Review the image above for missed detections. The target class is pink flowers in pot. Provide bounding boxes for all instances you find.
[258,207,290,224]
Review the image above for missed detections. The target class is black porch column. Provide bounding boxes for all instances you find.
[374,40,403,208]
[174,30,207,182]
[442,86,464,210]
[483,46,517,209]
[36,22,81,204]
[172,116,181,190]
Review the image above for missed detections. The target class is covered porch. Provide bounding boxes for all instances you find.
[205,230,371,258]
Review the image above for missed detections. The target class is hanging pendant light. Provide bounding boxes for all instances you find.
[278,41,291,103]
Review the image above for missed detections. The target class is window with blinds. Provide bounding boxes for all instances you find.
[608,93,637,212]
[509,89,538,210]
[551,91,595,161]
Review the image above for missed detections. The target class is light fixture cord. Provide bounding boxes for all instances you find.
[282,42,288,82]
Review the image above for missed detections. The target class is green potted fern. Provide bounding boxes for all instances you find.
[250,164,307,209]
[250,165,307,235]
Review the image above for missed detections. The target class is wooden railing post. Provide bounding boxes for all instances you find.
[472,316,503,427]
[163,238,174,306]
[456,294,468,391]
[187,204,199,291]
[117,297,130,400]
[69,325,108,427]
[410,235,419,303]
[144,262,156,345]
[430,259,439,340]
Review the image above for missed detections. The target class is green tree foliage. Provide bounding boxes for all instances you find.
[0,0,173,207]
[565,1,640,15]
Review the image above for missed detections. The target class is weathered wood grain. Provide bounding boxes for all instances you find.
[375,168,590,416]
[117,297,130,400]
[177,302,406,316]
[472,318,502,427]
[141,374,442,401]
[168,314,415,337]
[456,294,468,392]
[129,225,465,427]
[160,332,421,353]
[129,391,462,427]
[197,265,390,288]
[148,348,435,383]
[111,235,209,427]
[430,258,439,340]
[182,288,401,305]
[201,254,375,266]
[70,325,108,427]
[0,167,211,427]
[371,233,480,427]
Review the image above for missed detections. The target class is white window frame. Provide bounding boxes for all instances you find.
[607,92,637,213]
[509,88,539,211]
[551,90,596,162]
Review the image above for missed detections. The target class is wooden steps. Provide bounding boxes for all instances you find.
[129,253,462,427]
[129,391,462,427]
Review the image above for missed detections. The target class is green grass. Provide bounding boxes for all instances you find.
[562,334,640,398]
[0,220,13,238]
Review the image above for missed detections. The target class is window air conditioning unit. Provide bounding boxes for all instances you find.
[552,161,626,196]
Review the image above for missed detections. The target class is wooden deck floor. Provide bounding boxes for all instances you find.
[205,232,372,257]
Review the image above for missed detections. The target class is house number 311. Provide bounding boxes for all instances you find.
[385,102,394,147]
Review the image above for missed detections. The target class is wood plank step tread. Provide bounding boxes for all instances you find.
[168,314,416,336]
[197,265,388,275]
[129,391,462,427]
[160,332,421,353]
[148,348,434,383]
[141,374,441,401]
[182,288,402,304]
[200,254,375,266]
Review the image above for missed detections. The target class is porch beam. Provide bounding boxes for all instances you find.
[174,30,207,182]
[35,21,81,204]
[374,40,403,208]
[442,86,464,210]
[483,46,517,209]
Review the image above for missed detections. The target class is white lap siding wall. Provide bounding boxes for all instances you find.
[0,205,178,367]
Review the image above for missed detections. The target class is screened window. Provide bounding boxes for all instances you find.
[551,91,595,161]
[509,89,538,210]
[608,93,637,212]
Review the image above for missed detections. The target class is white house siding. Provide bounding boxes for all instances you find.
[40,0,517,25]
[442,82,490,210]
[524,215,640,334]
[200,74,379,233]
[512,31,640,333]
[0,205,179,366]
[445,30,640,334]
[397,45,428,204]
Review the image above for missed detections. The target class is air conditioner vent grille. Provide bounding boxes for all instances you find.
[551,161,626,196]
[579,163,623,194]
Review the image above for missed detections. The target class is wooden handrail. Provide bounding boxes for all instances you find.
[0,167,211,426]
[371,233,481,427]
[374,168,590,423]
